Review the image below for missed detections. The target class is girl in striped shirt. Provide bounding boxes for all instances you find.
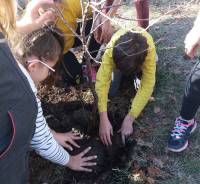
[13,26,97,172]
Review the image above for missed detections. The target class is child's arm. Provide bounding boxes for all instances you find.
[16,0,56,34]
[128,33,156,119]
[95,45,114,146]
[93,0,122,44]
[95,50,114,114]
[184,11,200,58]
[30,97,97,171]
[30,97,70,166]
[119,33,156,144]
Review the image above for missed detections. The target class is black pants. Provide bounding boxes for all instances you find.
[72,19,101,60]
[61,19,101,85]
[180,60,200,120]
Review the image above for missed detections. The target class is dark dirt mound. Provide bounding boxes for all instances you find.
[29,81,137,183]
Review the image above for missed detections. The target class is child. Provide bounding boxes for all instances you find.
[95,27,156,146]
[16,0,123,84]
[0,1,93,183]
[16,0,101,85]
[167,11,200,152]
[0,1,39,183]
[14,26,97,171]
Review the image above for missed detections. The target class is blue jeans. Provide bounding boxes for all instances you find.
[109,69,122,98]
[108,70,142,99]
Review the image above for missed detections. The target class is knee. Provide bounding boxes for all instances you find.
[185,75,200,97]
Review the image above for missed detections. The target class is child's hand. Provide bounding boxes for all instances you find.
[52,131,82,151]
[184,27,200,58]
[17,0,57,33]
[118,115,134,145]
[66,147,97,172]
[184,12,200,59]
[99,112,113,146]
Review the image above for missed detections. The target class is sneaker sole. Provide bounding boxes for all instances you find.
[190,121,197,134]
[168,140,188,152]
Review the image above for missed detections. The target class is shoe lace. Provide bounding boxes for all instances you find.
[171,118,191,137]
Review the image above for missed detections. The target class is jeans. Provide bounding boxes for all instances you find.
[180,60,200,120]
[109,69,122,98]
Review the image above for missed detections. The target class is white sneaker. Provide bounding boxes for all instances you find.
[155,52,159,63]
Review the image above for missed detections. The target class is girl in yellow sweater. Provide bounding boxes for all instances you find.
[95,27,156,146]
[16,0,121,84]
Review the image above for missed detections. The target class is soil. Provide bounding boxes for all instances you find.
[29,75,137,184]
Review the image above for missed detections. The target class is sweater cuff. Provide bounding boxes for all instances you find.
[128,110,139,119]
[98,104,107,113]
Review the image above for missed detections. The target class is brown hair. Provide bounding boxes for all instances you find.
[14,25,64,67]
[113,31,148,75]
[0,0,15,36]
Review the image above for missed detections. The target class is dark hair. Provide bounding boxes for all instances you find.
[113,31,148,75]
[14,25,64,67]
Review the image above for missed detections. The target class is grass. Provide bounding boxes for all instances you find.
[108,169,145,184]
[135,1,200,183]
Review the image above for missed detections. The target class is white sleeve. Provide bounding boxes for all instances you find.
[194,11,200,30]
[30,97,70,166]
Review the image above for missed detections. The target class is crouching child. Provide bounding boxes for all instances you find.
[95,27,156,146]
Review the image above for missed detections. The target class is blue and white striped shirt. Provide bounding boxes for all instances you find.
[18,63,70,166]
